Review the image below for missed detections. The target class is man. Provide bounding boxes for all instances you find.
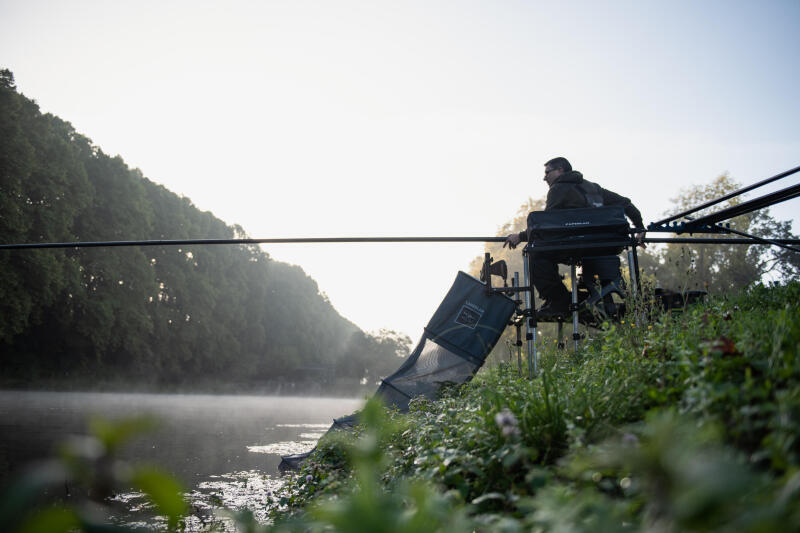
[504,157,645,316]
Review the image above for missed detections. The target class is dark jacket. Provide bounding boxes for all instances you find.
[517,170,644,241]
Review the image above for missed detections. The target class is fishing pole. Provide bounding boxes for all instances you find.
[0,236,504,250]
[3,236,800,251]
[650,164,800,228]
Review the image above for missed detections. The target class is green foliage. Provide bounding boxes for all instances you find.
[562,410,800,532]
[270,282,800,532]
[0,70,409,392]
[16,506,81,533]
[257,399,472,533]
[639,173,799,292]
[0,416,186,533]
[5,67,800,530]
[130,467,187,531]
[3,280,798,532]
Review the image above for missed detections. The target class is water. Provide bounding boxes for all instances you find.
[0,390,362,529]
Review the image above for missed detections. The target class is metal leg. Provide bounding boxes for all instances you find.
[571,263,580,352]
[523,251,536,378]
[532,322,538,379]
[627,249,638,299]
[513,272,522,377]
[629,245,645,325]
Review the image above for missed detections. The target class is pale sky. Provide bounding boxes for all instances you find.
[2,0,799,339]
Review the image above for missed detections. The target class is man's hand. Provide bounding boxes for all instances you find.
[635,232,647,248]
[503,233,522,249]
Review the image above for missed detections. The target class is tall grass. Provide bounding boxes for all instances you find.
[274,282,800,532]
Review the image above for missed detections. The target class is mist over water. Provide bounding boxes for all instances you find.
[0,390,363,529]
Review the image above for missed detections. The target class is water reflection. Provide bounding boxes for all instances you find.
[0,391,361,530]
[113,468,285,531]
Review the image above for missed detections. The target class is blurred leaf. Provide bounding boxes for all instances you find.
[130,466,187,529]
[17,506,79,533]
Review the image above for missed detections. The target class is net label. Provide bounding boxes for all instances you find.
[455,301,484,329]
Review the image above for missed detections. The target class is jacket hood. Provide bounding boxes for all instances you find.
[553,170,583,185]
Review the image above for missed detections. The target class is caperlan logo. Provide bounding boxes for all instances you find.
[455,300,485,329]
[464,300,485,314]
[565,221,591,226]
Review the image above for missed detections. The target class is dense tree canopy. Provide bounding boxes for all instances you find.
[0,69,409,392]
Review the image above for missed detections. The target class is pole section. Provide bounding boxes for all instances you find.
[649,164,800,227]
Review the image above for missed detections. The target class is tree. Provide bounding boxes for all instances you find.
[0,69,92,347]
[468,197,548,285]
[0,69,413,392]
[639,174,799,293]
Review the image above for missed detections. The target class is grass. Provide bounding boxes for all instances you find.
[270,281,800,532]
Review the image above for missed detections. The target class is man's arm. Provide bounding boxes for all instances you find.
[504,229,528,249]
[599,188,644,229]
[599,188,646,247]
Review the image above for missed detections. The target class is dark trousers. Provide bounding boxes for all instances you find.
[531,252,571,303]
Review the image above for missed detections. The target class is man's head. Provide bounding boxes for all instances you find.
[543,157,571,186]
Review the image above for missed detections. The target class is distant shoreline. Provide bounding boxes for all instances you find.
[0,378,374,399]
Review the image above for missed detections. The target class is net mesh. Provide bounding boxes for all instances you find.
[280,271,514,470]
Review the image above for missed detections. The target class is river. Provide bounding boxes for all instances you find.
[0,390,363,530]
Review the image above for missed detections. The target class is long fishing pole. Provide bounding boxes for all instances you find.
[2,236,800,251]
[0,237,800,250]
[0,236,504,250]
[650,164,800,228]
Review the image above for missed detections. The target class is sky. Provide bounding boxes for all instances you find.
[2,0,799,340]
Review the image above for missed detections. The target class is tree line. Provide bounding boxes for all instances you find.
[0,69,409,393]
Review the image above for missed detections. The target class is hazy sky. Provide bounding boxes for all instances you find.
[2,0,799,339]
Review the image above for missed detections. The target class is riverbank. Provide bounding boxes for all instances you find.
[270,282,800,531]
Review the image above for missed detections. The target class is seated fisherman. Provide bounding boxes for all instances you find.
[504,157,646,316]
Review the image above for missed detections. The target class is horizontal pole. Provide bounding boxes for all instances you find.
[643,237,800,245]
[0,236,506,250]
[651,164,800,227]
[4,235,799,251]
[489,286,533,293]
[713,225,800,253]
